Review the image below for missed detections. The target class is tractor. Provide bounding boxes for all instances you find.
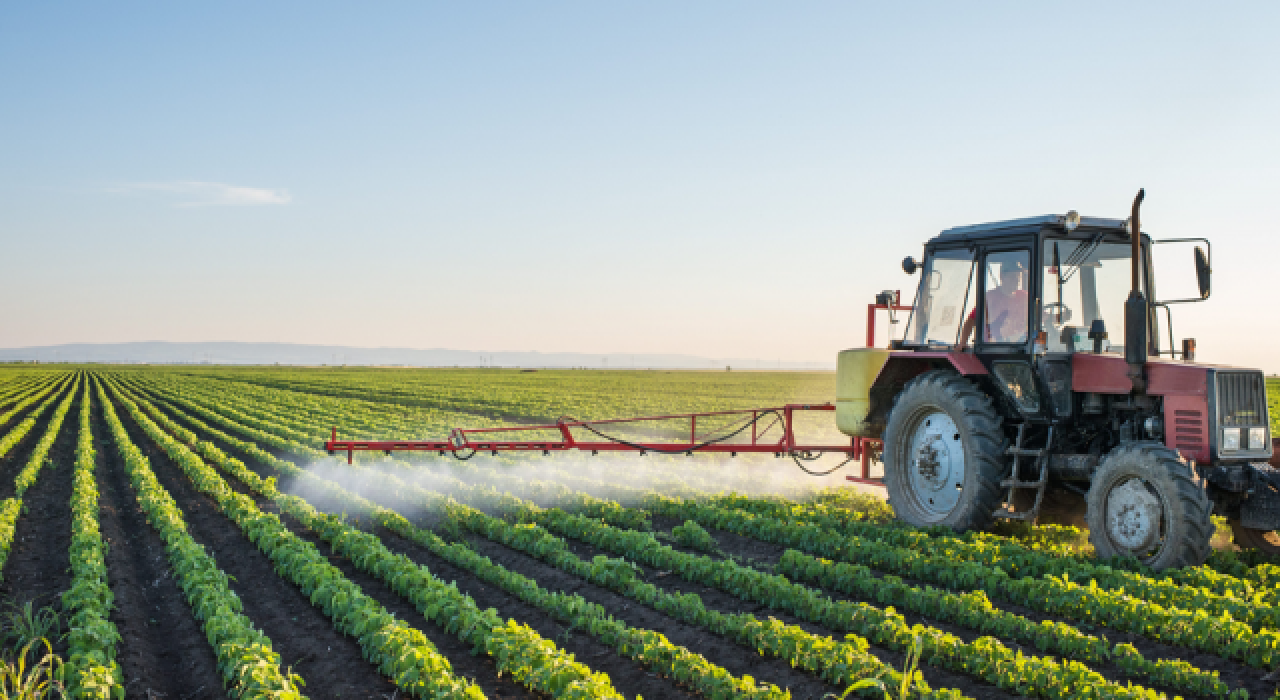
[836,190,1277,569]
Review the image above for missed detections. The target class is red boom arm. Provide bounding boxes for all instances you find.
[324,404,873,465]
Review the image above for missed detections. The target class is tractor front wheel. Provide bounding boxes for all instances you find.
[1085,443,1213,569]
[883,370,1007,531]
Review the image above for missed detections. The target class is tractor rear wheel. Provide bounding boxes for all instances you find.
[883,370,1006,531]
[1085,443,1213,569]
[1230,522,1280,556]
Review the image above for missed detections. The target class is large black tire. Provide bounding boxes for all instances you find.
[883,370,1007,531]
[1230,521,1280,556]
[1085,443,1213,570]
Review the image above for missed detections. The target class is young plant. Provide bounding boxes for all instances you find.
[0,638,67,700]
[0,603,63,655]
[671,520,718,552]
[828,635,924,700]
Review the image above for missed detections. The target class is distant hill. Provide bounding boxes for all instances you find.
[0,342,833,370]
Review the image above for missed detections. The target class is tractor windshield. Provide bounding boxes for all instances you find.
[1041,238,1139,353]
[904,248,978,346]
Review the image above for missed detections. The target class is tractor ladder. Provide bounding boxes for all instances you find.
[993,423,1054,521]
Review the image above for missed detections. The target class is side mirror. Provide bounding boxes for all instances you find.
[1194,246,1211,299]
[902,256,919,275]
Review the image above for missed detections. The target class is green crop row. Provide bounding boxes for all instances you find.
[109,377,635,700]
[103,378,489,699]
[649,496,1280,670]
[457,452,1280,644]
[423,459,1272,690]
[159,364,835,429]
[119,376,812,700]
[0,373,79,574]
[459,494,1177,700]
[704,490,1280,614]
[95,379,306,698]
[355,468,966,699]
[62,380,123,699]
[0,372,58,410]
[403,468,1241,700]
[0,372,69,425]
[777,550,1236,698]
[0,373,75,460]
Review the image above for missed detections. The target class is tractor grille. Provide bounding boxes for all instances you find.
[1217,371,1267,428]
[1172,409,1206,455]
[1213,370,1272,460]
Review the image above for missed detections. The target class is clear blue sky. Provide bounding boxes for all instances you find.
[3,3,1278,370]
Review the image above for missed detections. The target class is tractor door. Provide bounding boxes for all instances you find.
[976,247,1048,420]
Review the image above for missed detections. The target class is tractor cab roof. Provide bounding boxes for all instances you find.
[929,215,1131,246]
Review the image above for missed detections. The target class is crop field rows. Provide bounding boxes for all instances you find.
[1,366,1279,699]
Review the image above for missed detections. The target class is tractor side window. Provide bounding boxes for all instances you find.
[982,251,1031,344]
[904,249,976,346]
[1041,239,1137,353]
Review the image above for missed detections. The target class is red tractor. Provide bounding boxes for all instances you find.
[837,191,1276,569]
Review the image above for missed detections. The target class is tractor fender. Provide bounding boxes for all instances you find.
[836,349,986,438]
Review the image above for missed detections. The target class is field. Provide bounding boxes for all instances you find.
[0,366,1279,699]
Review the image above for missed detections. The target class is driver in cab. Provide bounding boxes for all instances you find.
[959,259,1028,348]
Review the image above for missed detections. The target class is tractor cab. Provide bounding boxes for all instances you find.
[902,214,1153,360]
[895,214,1170,425]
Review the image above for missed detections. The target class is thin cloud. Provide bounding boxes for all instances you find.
[109,181,291,207]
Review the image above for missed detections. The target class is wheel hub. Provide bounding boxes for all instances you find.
[1105,478,1163,553]
[906,411,964,518]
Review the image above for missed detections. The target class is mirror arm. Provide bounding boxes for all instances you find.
[1151,302,1177,358]
[1152,236,1212,267]
[1151,236,1213,301]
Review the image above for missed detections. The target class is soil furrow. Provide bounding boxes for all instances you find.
[0,388,80,647]
[452,527,865,700]
[108,392,394,699]
[171,402,700,700]
[92,394,224,698]
[139,396,1002,699]
[0,384,73,501]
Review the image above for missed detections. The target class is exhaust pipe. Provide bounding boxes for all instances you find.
[1125,188,1148,392]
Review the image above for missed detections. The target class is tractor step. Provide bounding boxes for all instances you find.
[992,424,1054,522]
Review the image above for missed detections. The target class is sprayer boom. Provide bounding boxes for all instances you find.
[325,404,867,466]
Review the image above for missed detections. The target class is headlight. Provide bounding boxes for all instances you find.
[1250,427,1268,450]
[1223,428,1241,451]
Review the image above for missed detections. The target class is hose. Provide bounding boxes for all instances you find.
[791,449,856,476]
[574,410,856,477]
[572,410,783,455]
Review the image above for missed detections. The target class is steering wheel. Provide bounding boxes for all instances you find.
[1042,302,1073,329]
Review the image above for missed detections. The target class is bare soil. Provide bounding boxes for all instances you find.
[93,395,226,699]
[0,388,80,657]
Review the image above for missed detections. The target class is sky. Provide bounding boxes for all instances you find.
[2,3,1278,370]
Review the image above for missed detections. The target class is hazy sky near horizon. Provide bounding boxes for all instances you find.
[3,3,1279,370]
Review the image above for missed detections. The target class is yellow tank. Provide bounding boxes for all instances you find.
[836,348,891,437]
